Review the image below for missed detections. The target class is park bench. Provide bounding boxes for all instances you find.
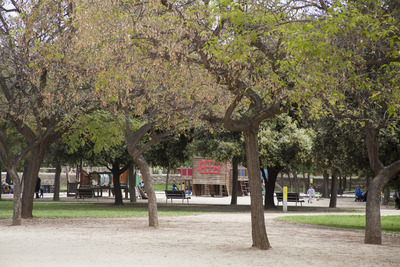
[275,192,305,206]
[165,190,191,204]
[77,186,95,199]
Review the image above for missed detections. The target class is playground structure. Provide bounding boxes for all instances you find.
[187,157,250,197]
[67,170,131,198]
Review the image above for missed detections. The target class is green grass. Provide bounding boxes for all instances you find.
[0,200,209,218]
[279,215,400,235]
[153,184,173,191]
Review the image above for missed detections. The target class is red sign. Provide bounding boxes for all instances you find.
[198,160,221,174]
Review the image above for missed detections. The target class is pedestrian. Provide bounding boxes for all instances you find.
[35,177,41,199]
[307,185,315,203]
[394,191,400,210]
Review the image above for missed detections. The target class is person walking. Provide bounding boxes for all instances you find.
[307,185,315,203]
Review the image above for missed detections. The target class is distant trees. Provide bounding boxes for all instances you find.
[259,114,313,209]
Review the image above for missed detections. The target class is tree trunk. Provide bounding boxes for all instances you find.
[53,162,61,201]
[365,174,383,244]
[364,125,400,244]
[134,154,159,228]
[165,166,170,191]
[129,166,136,203]
[243,128,271,250]
[323,170,330,198]
[293,172,300,195]
[9,169,22,226]
[329,171,338,208]
[264,166,281,209]
[382,186,390,206]
[22,144,47,218]
[112,162,123,206]
[230,156,238,205]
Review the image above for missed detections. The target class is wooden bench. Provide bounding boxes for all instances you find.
[165,190,191,203]
[276,192,305,206]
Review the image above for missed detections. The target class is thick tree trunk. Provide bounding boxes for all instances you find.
[365,174,383,244]
[329,171,338,208]
[364,125,400,244]
[22,144,47,218]
[53,163,61,201]
[134,155,159,227]
[243,128,271,250]
[230,156,238,205]
[264,166,281,209]
[112,162,123,206]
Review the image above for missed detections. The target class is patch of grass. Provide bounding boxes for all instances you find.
[153,184,173,191]
[0,200,243,219]
[279,215,400,235]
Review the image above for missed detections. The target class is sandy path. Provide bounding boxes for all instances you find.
[0,195,399,267]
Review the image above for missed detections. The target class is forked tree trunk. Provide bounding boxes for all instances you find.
[264,166,282,209]
[243,128,271,250]
[134,155,159,227]
[364,125,400,244]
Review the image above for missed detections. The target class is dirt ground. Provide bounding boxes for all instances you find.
[0,193,399,267]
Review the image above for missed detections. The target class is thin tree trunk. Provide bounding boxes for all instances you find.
[243,128,271,250]
[329,171,338,208]
[134,155,158,228]
[53,163,61,201]
[323,170,330,198]
[165,166,170,191]
[293,172,299,195]
[9,169,22,226]
[287,172,292,192]
[230,156,238,205]
[129,166,136,203]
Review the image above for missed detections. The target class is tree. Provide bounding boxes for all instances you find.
[64,110,133,205]
[298,1,400,244]
[74,0,216,227]
[258,114,314,209]
[0,0,97,223]
[145,134,191,190]
[188,130,245,204]
[155,0,315,249]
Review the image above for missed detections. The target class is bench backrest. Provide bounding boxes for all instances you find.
[276,192,300,200]
[165,190,185,196]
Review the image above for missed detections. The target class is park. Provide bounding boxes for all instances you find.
[0,191,399,266]
[1,0,400,262]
